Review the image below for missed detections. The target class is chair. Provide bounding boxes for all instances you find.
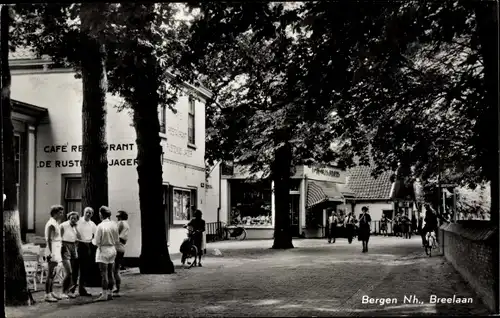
[23,245,42,291]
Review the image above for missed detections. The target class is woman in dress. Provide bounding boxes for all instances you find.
[358,206,372,253]
[187,209,206,267]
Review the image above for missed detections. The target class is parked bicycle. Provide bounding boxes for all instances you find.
[180,225,199,268]
[224,224,247,241]
[424,230,438,257]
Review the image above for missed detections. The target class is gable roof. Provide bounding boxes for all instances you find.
[347,165,393,200]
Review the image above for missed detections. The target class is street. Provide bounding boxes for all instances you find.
[7,236,491,317]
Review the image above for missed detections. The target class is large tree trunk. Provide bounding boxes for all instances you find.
[132,61,174,274]
[475,4,499,313]
[271,139,294,249]
[1,5,30,306]
[474,3,499,224]
[80,3,109,286]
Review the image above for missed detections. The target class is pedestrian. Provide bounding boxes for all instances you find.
[344,212,357,244]
[418,215,423,235]
[60,211,80,298]
[72,207,97,297]
[95,206,119,301]
[113,210,130,298]
[421,205,439,247]
[358,206,372,253]
[393,212,401,237]
[380,213,390,237]
[327,211,338,243]
[187,209,206,267]
[44,205,65,302]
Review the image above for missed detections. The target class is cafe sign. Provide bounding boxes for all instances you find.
[307,166,345,183]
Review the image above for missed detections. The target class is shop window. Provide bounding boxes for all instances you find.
[172,187,197,224]
[64,177,82,214]
[230,180,272,226]
[159,104,166,134]
[188,97,195,145]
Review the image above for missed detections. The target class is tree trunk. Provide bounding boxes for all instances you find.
[132,63,174,274]
[1,5,30,306]
[271,140,294,249]
[80,3,109,286]
[475,3,499,224]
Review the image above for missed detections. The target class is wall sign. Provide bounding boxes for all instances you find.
[38,143,138,168]
[312,167,341,178]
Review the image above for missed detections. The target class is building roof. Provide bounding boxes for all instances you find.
[347,165,393,200]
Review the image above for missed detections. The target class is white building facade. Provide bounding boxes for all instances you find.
[11,50,219,258]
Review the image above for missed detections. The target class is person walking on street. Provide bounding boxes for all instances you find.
[113,210,130,297]
[44,205,65,302]
[344,212,357,244]
[380,214,391,237]
[95,206,119,301]
[421,205,439,247]
[358,206,372,253]
[327,211,338,243]
[187,209,206,267]
[71,207,97,297]
[60,211,80,298]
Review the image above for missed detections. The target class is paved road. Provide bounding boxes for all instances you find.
[6,236,491,317]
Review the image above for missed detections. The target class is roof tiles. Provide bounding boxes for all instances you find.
[347,165,393,200]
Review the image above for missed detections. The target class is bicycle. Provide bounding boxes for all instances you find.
[424,230,438,257]
[224,224,247,241]
[180,226,199,268]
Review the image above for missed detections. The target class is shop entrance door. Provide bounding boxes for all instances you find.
[289,194,300,237]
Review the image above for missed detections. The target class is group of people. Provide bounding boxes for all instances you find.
[380,212,414,238]
[327,206,372,253]
[44,205,130,303]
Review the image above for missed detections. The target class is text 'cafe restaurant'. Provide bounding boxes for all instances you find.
[219,164,355,239]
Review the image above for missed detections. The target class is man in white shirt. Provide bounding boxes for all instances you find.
[71,207,97,297]
[60,211,79,298]
[112,210,130,297]
[44,205,64,302]
[95,206,119,301]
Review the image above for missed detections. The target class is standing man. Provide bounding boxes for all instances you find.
[327,211,338,243]
[344,212,357,244]
[113,210,130,298]
[60,211,80,298]
[95,206,119,301]
[44,205,64,302]
[71,207,96,297]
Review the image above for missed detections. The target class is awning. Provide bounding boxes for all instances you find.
[307,181,345,208]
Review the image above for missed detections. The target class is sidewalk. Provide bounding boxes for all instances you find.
[7,236,492,317]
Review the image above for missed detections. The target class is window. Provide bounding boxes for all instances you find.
[230,180,272,226]
[159,104,166,134]
[172,187,197,224]
[64,178,82,214]
[188,97,195,145]
[14,135,20,185]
